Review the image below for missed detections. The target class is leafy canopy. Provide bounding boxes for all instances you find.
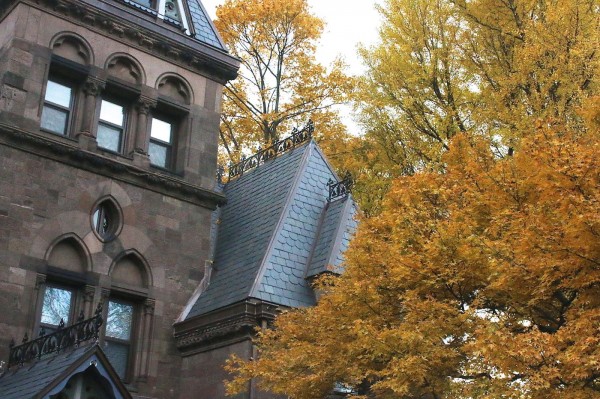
[215,0,353,164]
[224,0,600,395]
[349,0,599,215]
[226,117,600,399]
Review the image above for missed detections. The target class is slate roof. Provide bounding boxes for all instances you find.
[186,140,357,318]
[306,197,357,278]
[0,344,131,399]
[115,0,226,50]
[186,0,226,49]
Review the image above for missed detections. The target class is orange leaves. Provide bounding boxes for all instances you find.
[225,122,600,398]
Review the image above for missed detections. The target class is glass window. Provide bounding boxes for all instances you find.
[106,301,133,340]
[41,80,73,135]
[97,100,125,153]
[40,286,73,326]
[105,299,134,380]
[91,199,121,241]
[130,0,153,8]
[92,205,111,237]
[149,117,174,169]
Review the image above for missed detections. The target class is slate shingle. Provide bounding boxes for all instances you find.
[186,0,225,49]
[186,140,358,318]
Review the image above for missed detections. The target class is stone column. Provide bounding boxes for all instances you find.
[134,97,156,155]
[136,298,155,382]
[79,78,105,138]
[83,284,96,318]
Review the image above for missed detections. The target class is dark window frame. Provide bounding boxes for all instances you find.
[40,77,75,136]
[148,114,177,170]
[39,283,77,332]
[97,98,128,154]
[40,56,89,138]
[103,295,139,383]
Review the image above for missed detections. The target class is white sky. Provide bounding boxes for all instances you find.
[200,0,384,134]
[201,0,383,74]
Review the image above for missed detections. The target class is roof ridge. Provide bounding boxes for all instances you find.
[227,121,314,181]
[325,196,355,272]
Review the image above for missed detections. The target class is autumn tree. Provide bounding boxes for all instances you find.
[226,116,600,398]
[215,0,352,163]
[351,0,599,215]
[224,0,600,392]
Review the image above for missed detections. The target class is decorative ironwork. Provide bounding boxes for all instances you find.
[228,120,314,180]
[7,303,103,369]
[328,172,353,202]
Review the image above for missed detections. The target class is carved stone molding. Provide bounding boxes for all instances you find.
[35,273,46,290]
[135,97,156,115]
[83,78,105,97]
[143,298,155,315]
[83,285,95,303]
[173,299,281,353]
[10,0,239,83]
[0,122,227,209]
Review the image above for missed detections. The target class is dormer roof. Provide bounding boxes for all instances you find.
[0,344,131,399]
[111,0,226,50]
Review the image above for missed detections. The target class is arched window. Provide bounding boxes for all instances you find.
[37,235,91,334]
[105,251,153,382]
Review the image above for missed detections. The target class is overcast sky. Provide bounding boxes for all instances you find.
[200,0,383,75]
[200,0,383,135]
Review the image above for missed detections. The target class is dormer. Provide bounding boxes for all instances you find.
[109,0,227,50]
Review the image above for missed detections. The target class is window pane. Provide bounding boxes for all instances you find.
[100,100,125,127]
[44,81,72,107]
[106,301,133,340]
[104,341,129,380]
[92,206,110,236]
[150,118,172,142]
[97,124,122,152]
[130,0,153,8]
[41,106,68,135]
[149,142,168,167]
[41,287,72,325]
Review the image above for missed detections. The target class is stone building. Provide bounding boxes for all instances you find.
[0,0,356,398]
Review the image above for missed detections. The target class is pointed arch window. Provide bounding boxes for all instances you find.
[91,198,123,242]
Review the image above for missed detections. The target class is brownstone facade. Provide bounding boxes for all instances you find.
[0,0,263,397]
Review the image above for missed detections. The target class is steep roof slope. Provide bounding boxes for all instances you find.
[186,0,226,49]
[306,197,357,278]
[0,344,131,399]
[186,140,357,318]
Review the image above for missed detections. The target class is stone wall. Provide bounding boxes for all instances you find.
[0,2,236,397]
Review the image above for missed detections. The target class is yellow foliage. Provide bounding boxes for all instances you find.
[225,121,600,398]
[351,0,599,215]
[215,0,353,164]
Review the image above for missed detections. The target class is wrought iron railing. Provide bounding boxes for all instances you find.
[228,120,314,180]
[328,172,353,202]
[7,304,103,369]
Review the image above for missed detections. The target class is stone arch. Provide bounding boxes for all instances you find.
[109,249,152,288]
[105,53,145,85]
[50,32,94,65]
[156,73,193,105]
[45,233,92,274]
